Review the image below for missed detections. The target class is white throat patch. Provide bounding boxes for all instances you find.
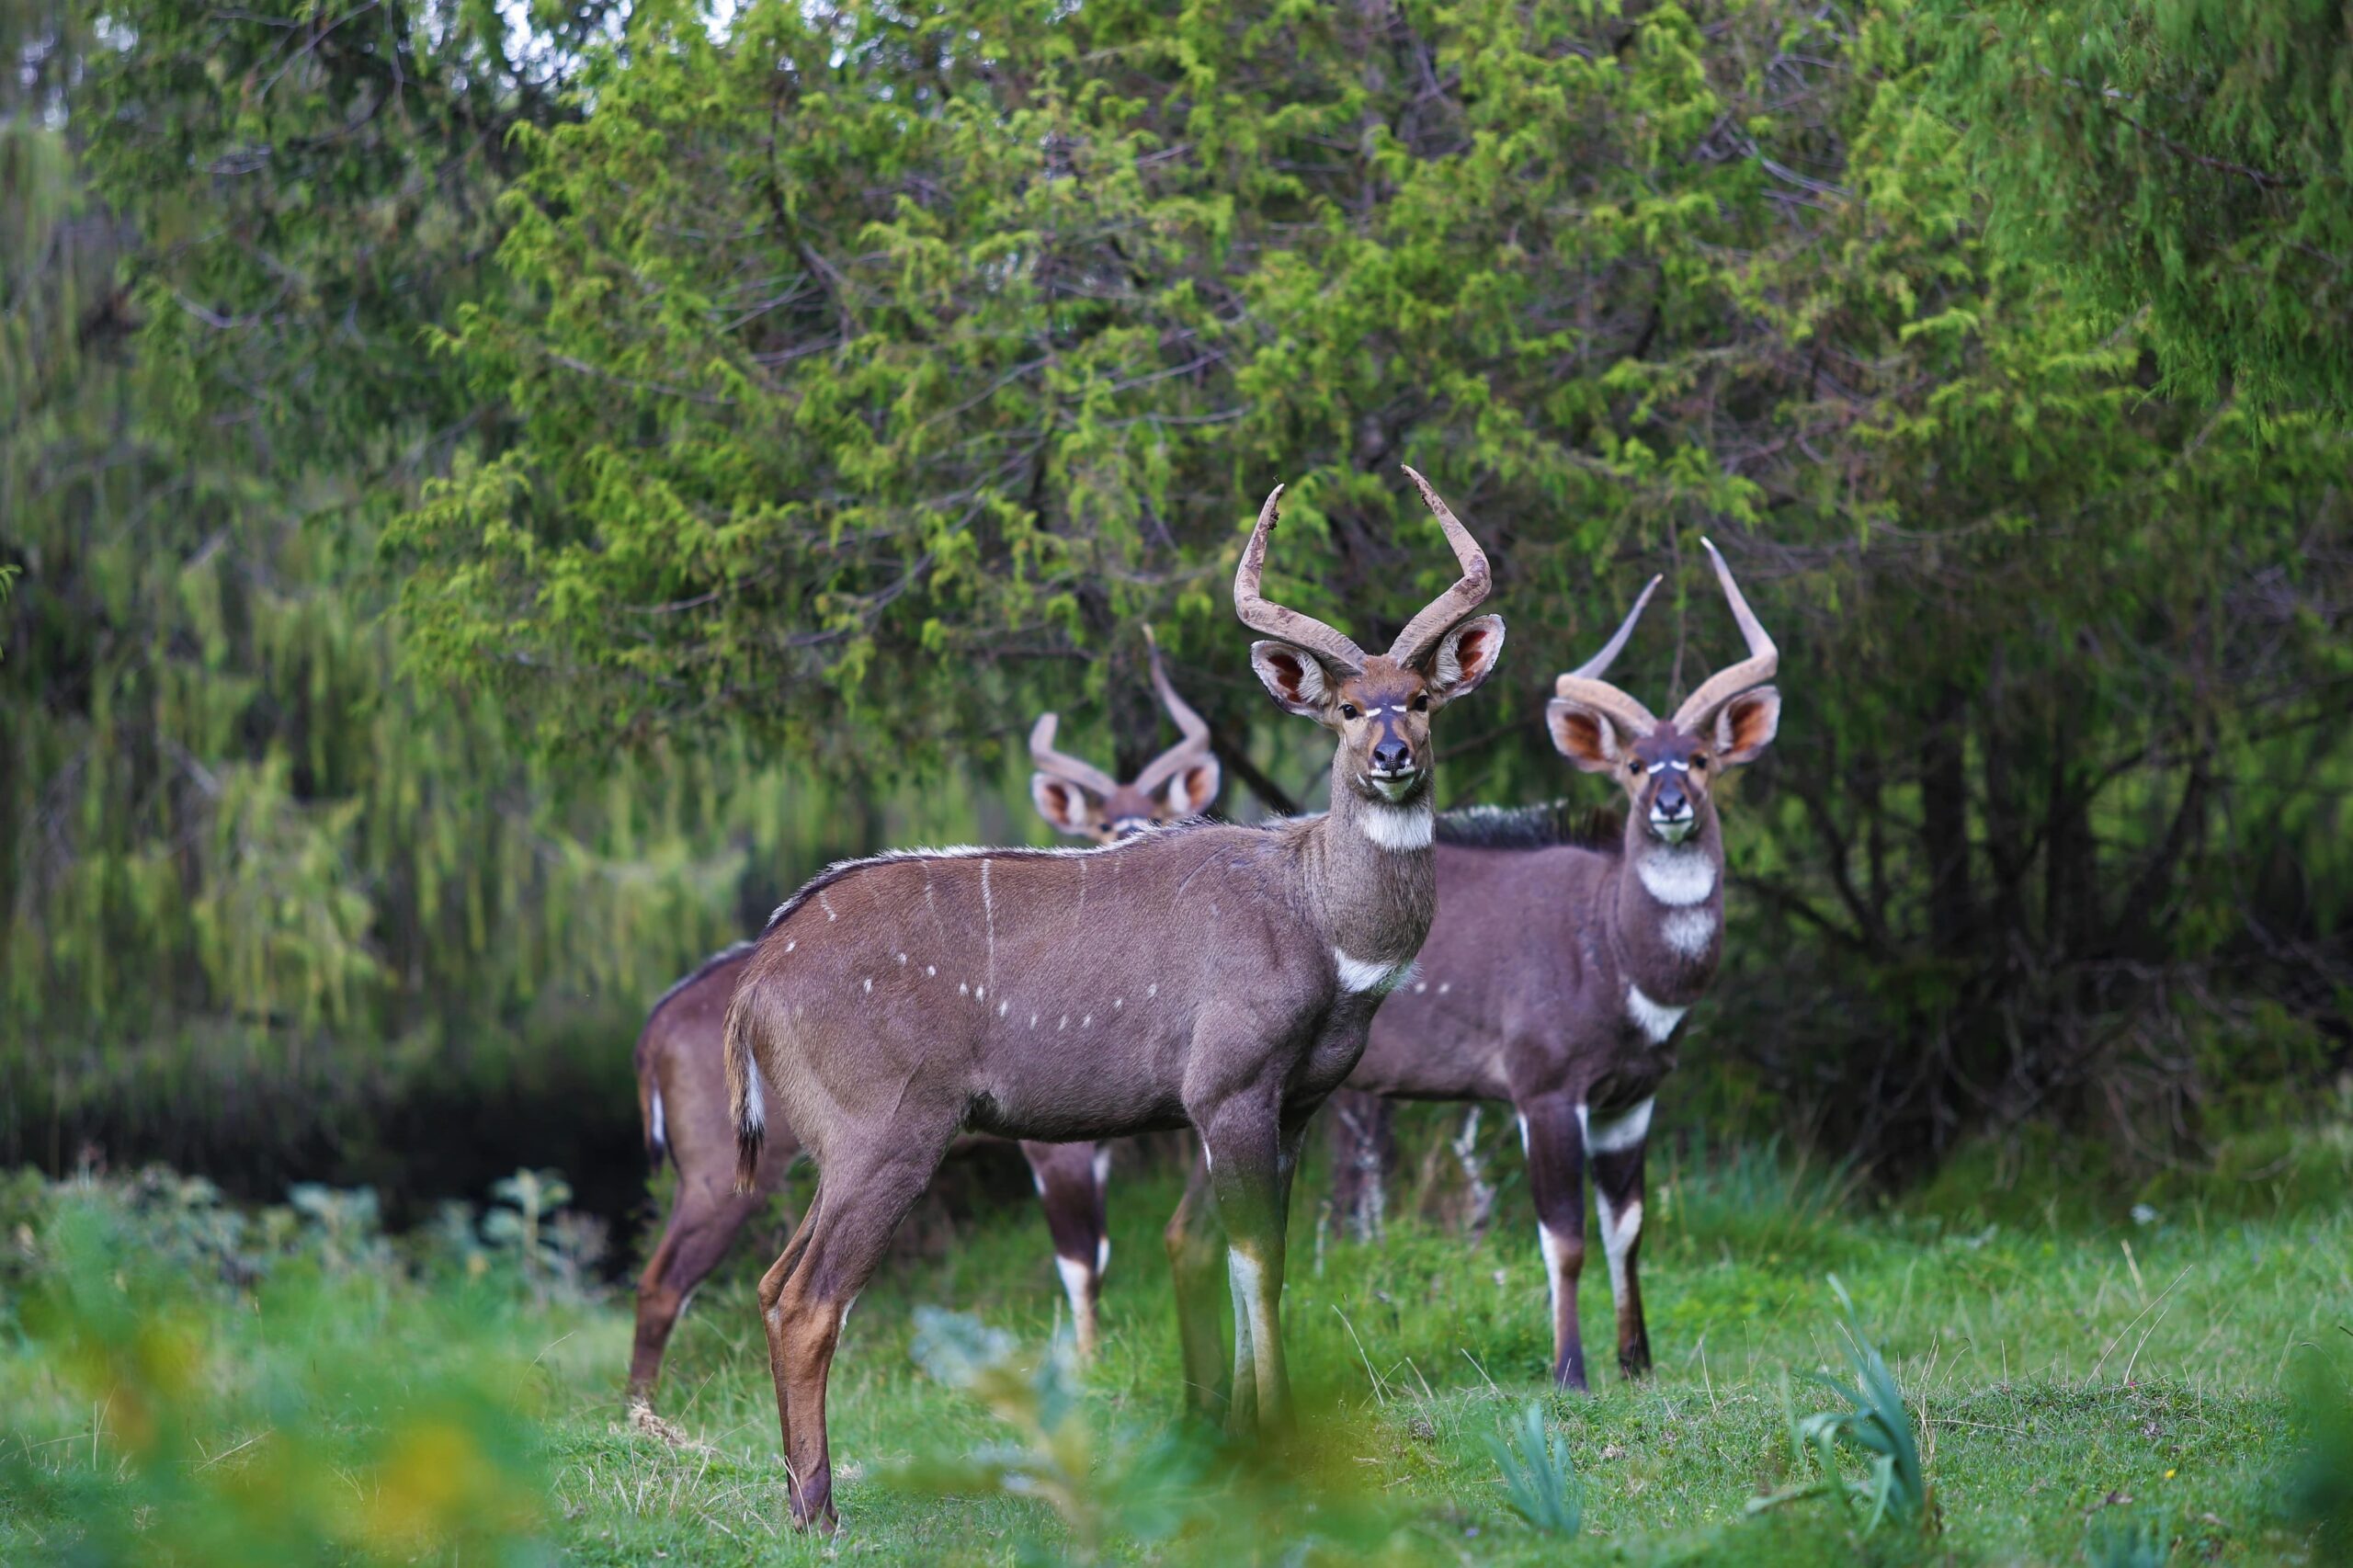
[1662,907,1718,959]
[1625,984,1687,1043]
[1636,847,1716,906]
[1357,801,1434,852]
[1335,948,1416,994]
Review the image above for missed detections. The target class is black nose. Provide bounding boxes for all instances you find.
[1655,781,1688,816]
[1371,737,1413,775]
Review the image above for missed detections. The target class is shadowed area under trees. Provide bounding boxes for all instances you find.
[5,0,2351,1222]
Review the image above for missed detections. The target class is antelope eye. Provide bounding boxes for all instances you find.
[1691,754,1709,770]
[1339,703,1360,721]
[1409,692,1430,712]
[1625,759,1641,774]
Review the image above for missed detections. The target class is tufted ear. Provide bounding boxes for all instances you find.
[1425,613,1506,706]
[1711,686,1780,767]
[1029,773,1104,837]
[1156,757,1221,818]
[1547,696,1640,775]
[1249,640,1331,719]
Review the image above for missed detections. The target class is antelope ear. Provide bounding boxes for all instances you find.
[1029,773,1102,837]
[1546,697,1634,775]
[1249,640,1330,718]
[1712,686,1780,766]
[1157,757,1222,818]
[1425,614,1506,706]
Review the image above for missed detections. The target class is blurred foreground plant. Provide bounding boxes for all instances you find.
[893,1308,1395,1564]
[0,1170,566,1564]
[1747,1276,1936,1535]
[2282,1332,2353,1559]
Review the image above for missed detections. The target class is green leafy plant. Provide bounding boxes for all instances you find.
[1748,1276,1935,1534]
[2282,1333,2353,1560]
[2087,1504,2173,1567]
[1485,1402,1582,1536]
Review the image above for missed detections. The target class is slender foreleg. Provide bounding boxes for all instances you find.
[1199,1095,1293,1437]
[1518,1094,1591,1392]
[1586,1096,1654,1380]
[1022,1140,1110,1359]
[1164,1144,1229,1418]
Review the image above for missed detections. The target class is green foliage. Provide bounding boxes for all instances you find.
[1486,1402,1584,1536]
[2086,1506,2173,1568]
[1916,0,2353,417]
[1748,1277,1933,1535]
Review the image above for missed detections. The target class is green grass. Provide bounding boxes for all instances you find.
[4,1129,2349,1565]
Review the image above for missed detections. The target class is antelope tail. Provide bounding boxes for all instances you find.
[724,983,767,1195]
[633,1040,668,1169]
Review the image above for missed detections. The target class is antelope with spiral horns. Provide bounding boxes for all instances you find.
[625,638,1229,1399]
[723,470,1504,1529]
[1317,538,1779,1392]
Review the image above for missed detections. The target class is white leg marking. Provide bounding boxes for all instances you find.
[1092,1146,1111,1188]
[1516,1112,1529,1155]
[1587,1096,1654,1153]
[1636,847,1716,906]
[1625,984,1688,1042]
[1538,1221,1577,1331]
[1097,1235,1110,1275]
[1358,801,1435,851]
[840,1291,859,1329]
[1595,1191,1643,1303]
[1056,1254,1094,1323]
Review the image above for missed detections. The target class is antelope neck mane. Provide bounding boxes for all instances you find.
[1433,801,1627,855]
[757,817,1218,937]
[645,938,758,1022]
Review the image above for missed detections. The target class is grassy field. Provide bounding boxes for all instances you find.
[5,1119,2350,1565]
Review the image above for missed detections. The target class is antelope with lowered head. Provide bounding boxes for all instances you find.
[626,638,1227,1400]
[1322,539,1779,1392]
[724,471,1503,1529]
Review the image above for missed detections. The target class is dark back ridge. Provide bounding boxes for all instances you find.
[756,821,1218,938]
[1435,801,1626,853]
[645,939,757,1025]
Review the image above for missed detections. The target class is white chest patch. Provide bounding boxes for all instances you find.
[1335,949,1416,994]
[1625,984,1688,1043]
[1662,907,1717,959]
[1357,801,1434,852]
[1637,849,1716,907]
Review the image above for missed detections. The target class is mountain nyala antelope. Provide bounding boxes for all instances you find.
[627,640,1226,1401]
[1322,539,1779,1392]
[724,470,1504,1528]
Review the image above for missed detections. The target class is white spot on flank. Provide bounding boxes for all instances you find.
[1030,1014,1040,1028]
[1113,997,1122,1009]
[1358,801,1435,852]
[926,965,937,977]
[1334,949,1415,994]
[1438,982,1451,994]
[1636,847,1716,906]
[784,940,796,953]
[1059,1016,1068,1031]
[976,985,985,1000]
[819,891,838,921]
[1585,1096,1654,1154]
[1146,983,1157,998]
[1082,1014,1092,1028]
[1625,984,1688,1043]
[959,982,969,995]
[897,951,907,964]
[1000,1000,1010,1017]
[862,976,872,994]
[1663,907,1718,958]
[1414,981,1427,994]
